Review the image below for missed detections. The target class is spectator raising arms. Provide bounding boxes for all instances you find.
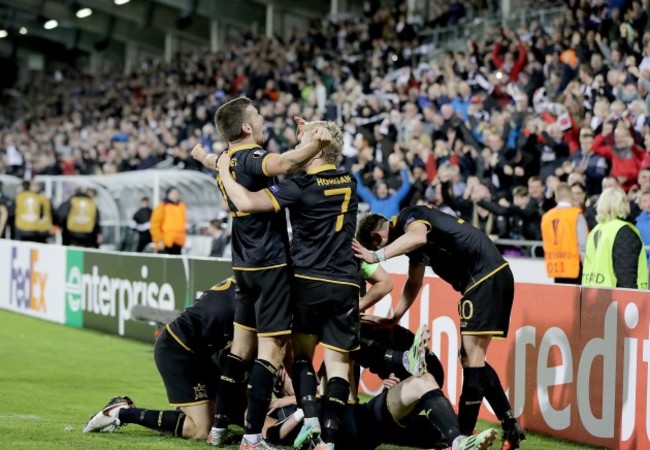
[353,157,412,218]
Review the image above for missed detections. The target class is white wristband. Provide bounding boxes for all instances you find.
[373,249,386,263]
[292,408,305,422]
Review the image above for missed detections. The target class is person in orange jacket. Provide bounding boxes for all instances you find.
[150,187,186,255]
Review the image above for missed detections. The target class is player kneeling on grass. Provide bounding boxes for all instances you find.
[264,324,498,450]
[82,278,240,441]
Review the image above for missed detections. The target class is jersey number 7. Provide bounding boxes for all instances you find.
[324,187,351,232]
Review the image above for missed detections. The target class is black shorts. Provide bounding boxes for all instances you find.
[350,392,446,450]
[233,267,292,336]
[154,328,219,407]
[460,264,514,337]
[292,278,360,352]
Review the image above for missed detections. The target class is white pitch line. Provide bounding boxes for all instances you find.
[0,414,40,420]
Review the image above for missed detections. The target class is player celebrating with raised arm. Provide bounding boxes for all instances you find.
[192,97,331,450]
[353,206,526,450]
[216,120,360,450]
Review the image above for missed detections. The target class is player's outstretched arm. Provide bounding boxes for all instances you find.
[216,153,275,213]
[263,124,332,176]
[191,143,217,170]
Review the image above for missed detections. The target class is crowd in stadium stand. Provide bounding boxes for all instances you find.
[1,0,650,254]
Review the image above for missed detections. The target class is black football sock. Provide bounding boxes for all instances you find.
[419,389,461,446]
[321,377,350,444]
[292,359,319,418]
[214,352,247,428]
[425,352,445,388]
[386,349,411,377]
[481,363,513,422]
[458,367,485,435]
[244,358,277,435]
[119,408,186,437]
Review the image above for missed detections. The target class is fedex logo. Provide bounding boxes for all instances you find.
[10,247,48,313]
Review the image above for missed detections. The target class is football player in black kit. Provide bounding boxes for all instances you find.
[191,97,332,450]
[217,121,360,450]
[217,122,498,450]
[82,279,238,440]
[353,206,526,450]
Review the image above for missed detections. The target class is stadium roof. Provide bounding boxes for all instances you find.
[0,0,331,59]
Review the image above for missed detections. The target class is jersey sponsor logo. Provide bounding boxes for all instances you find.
[9,246,48,313]
[269,185,280,194]
[65,256,176,335]
[252,149,266,158]
[404,217,415,230]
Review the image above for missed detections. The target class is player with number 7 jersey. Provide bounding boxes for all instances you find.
[217,120,360,449]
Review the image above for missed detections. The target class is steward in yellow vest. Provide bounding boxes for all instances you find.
[582,188,649,290]
[58,188,101,248]
[14,181,53,243]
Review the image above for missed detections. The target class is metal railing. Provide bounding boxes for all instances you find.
[1,171,224,248]
[417,4,566,57]
[492,238,650,255]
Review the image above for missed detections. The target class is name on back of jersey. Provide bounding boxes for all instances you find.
[316,174,352,186]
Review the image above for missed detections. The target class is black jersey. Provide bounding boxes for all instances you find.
[390,206,507,293]
[266,164,360,286]
[166,278,235,355]
[217,144,290,269]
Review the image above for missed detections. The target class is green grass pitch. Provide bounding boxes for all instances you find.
[0,309,607,449]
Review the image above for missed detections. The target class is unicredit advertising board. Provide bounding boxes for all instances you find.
[361,275,650,449]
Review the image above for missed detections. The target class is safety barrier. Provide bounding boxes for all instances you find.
[1,239,647,448]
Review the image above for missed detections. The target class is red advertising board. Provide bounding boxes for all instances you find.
[361,275,650,449]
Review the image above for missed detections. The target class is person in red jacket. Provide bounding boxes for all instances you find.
[491,29,528,83]
[150,187,187,255]
[591,119,645,192]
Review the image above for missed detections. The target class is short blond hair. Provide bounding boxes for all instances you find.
[596,188,630,223]
[305,121,344,164]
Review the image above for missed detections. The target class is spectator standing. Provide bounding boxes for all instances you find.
[208,218,230,258]
[354,164,411,218]
[3,135,25,178]
[570,128,610,196]
[635,190,650,265]
[150,187,186,255]
[58,187,102,248]
[0,181,14,238]
[541,183,589,285]
[582,188,648,289]
[591,120,645,192]
[129,197,153,252]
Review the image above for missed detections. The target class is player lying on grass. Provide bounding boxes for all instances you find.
[82,279,242,440]
[81,275,431,446]
[263,327,498,450]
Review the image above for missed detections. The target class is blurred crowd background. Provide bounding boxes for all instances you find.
[1,0,650,258]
